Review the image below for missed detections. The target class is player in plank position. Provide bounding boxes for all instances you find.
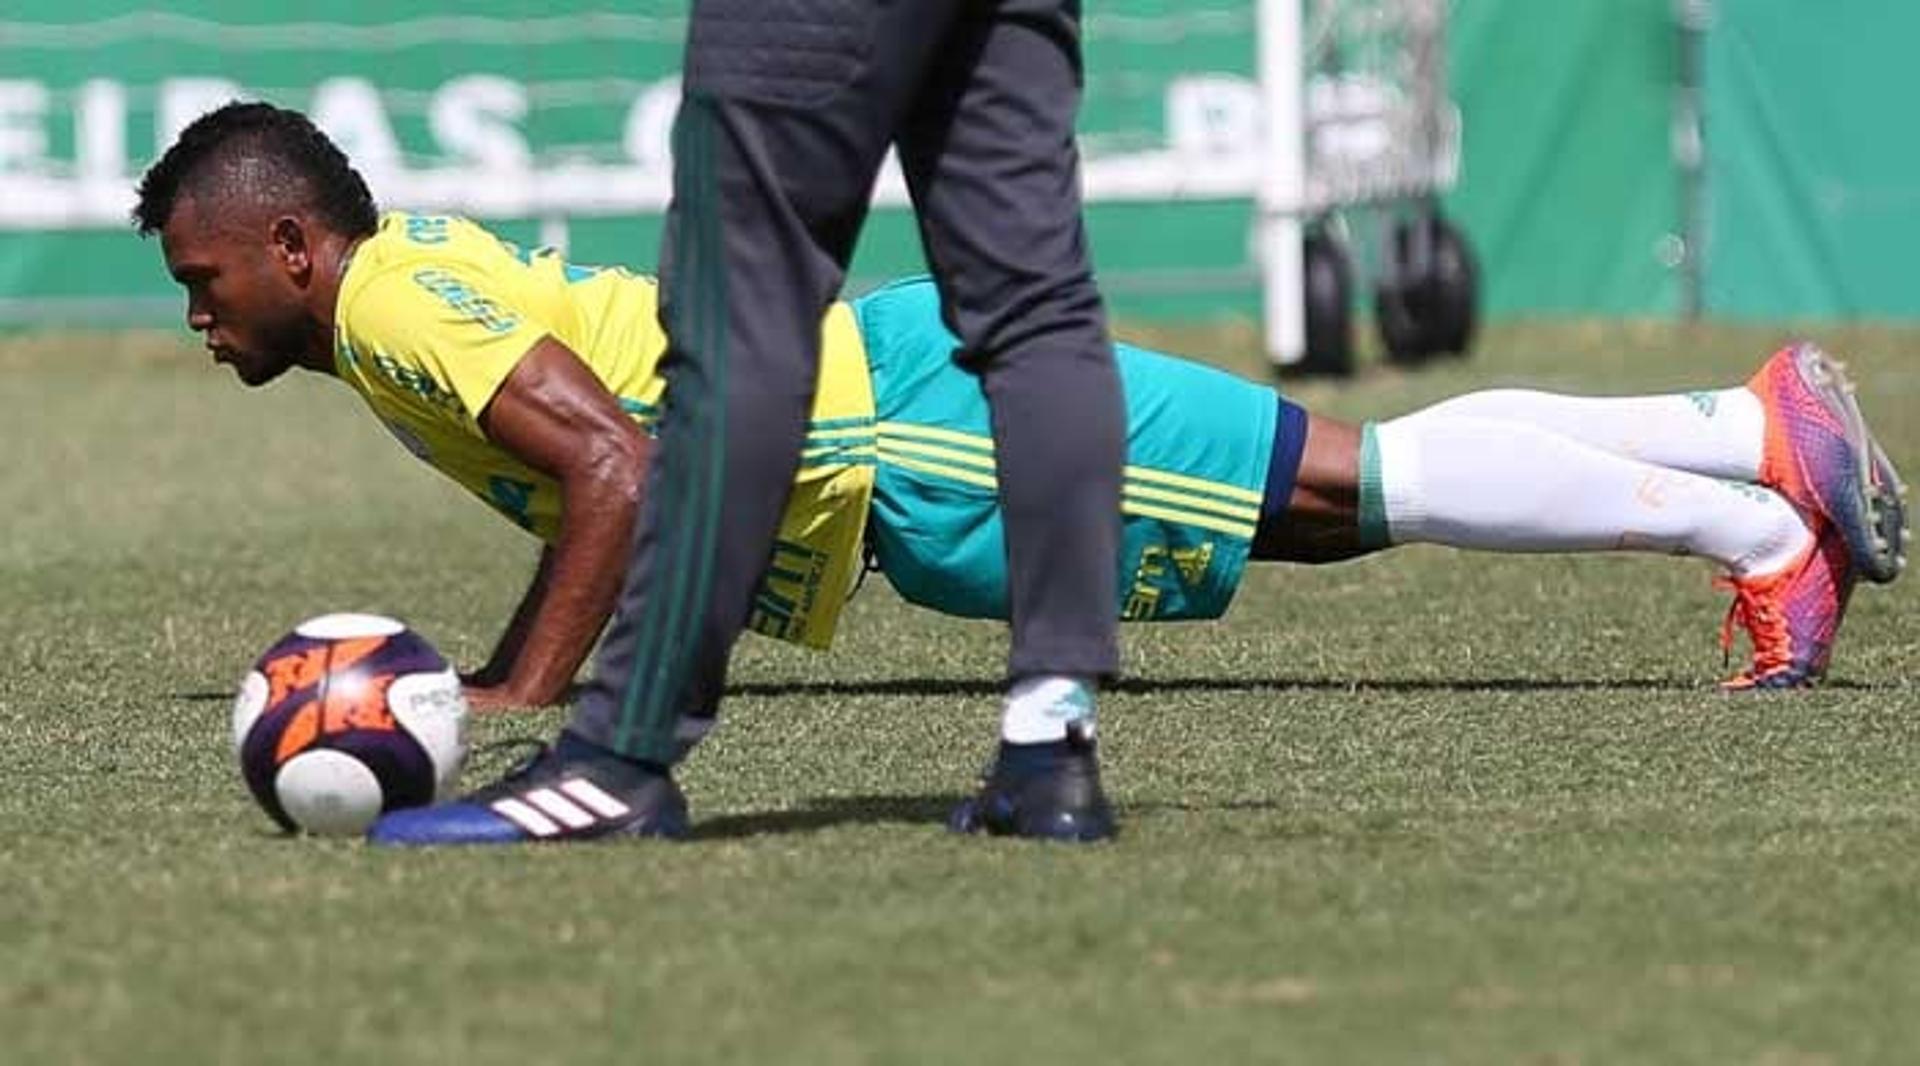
[137,104,1905,844]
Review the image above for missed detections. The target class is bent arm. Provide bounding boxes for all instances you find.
[467,336,651,710]
[464,546,556,690]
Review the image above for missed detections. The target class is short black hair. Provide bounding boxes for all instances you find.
[133,101,378,238]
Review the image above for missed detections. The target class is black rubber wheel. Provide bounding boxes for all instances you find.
[1297,224,1354,377]
[1427,214,1478,356]
[1375,210,1479,364]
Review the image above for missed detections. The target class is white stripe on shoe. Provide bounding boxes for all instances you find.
[525,788,597,829]
[487,778,637,838]
[559,778,633,818]
[491,797,561,837]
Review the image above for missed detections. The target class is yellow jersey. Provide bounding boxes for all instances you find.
[331,212,876,649]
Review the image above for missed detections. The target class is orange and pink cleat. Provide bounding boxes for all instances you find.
[1717,526,1856,690]
[1747,342,1907,584]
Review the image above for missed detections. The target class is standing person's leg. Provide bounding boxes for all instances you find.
[578,1,962,767]
[897,0,1127,840]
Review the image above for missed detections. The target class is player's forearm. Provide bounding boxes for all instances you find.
[466,334,652,709]
[469,547,556,686]
[496,461,643,706]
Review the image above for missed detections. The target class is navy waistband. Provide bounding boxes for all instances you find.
[1257,397,1309,534]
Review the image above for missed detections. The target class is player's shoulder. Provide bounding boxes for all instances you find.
[349,212,518,280]
[338,213,524,333]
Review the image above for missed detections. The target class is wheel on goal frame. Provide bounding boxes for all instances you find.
[1298,220,1356,378]
[1376,207,1479,365]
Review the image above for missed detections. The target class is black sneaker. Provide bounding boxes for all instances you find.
[947,728,1116,842]
[368,731,689,846]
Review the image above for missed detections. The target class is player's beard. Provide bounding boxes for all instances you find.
[235,316,318,386]
[230,352,294,387]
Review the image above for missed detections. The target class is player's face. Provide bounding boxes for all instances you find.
[160,198,314,387]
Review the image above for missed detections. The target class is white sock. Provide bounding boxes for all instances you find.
[1001,676,1096,744]
[1370,415,1810,577]
[1408,386,1765,481]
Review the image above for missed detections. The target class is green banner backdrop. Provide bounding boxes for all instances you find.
[1,1,1915,325]
[0,1,1263,324]
[1447,0,1681,316]
[1703,0,1920,319]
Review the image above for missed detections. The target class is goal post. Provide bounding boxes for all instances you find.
[1256,0,1309,366]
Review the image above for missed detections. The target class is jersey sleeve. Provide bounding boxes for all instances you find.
[339,262,550,434]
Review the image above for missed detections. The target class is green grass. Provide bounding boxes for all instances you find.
[3,321,1917,1065]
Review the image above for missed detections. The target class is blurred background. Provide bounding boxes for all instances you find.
[0,0,1913,364]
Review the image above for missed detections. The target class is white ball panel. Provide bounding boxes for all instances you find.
[231,671,269,753]
[293,613,407,640]
[387,669,470,800]
[275,749,385,836]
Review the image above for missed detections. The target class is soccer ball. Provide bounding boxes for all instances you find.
[231,613,469,836]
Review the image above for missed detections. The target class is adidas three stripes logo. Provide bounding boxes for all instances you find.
[490,778,634,837]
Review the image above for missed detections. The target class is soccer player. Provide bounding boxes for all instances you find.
[136,104,1905,846]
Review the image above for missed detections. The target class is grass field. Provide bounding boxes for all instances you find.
[3,320,1917,1065]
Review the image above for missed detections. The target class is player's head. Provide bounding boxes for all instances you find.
[134,101,378,386]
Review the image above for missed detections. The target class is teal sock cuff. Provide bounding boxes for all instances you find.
[1357,422,1391,550]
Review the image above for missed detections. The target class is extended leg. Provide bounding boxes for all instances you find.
[1399,344,1905,582]
[1409,385,1764,480]
[1257,410,1809,576]
[1251,408,1854,688]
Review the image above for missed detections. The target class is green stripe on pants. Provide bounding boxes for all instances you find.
[613,101,728,761]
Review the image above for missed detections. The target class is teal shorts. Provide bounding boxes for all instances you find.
[853,277,1278,623]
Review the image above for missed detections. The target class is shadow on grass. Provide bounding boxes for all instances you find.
[692,793,969,840]
[688,794,1314,841]
[172,673,1873,707]
[720,674,1854,699]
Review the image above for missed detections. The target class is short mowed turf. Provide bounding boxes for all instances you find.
[3,320,1917,1065]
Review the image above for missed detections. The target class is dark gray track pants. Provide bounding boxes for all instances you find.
[574,0,1126,762]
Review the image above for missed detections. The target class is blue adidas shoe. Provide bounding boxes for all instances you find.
[947,727,1117,843]
[369,731,689,846]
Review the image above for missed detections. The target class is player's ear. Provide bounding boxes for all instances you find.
[268,216,312,280]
